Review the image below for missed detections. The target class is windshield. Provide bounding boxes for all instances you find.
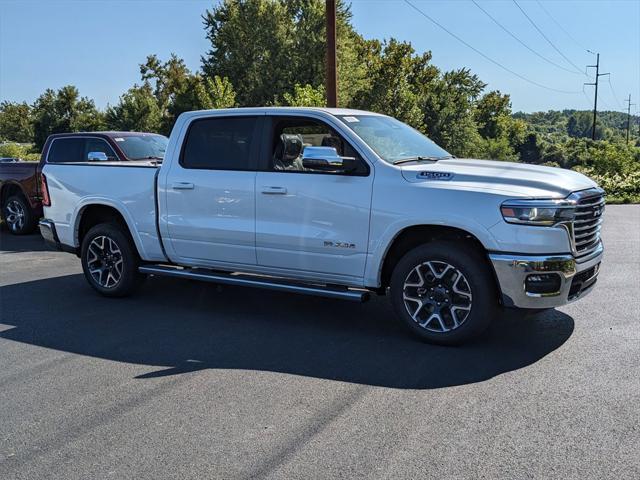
[115,134,168,160]
[337,115,451,164]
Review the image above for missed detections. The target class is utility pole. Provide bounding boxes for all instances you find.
[624,94,635,144]
[325,0,338,108]
[584,53,609,140]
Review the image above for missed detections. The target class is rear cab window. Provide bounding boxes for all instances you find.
[47,138,85,163]
[180,116,261,170]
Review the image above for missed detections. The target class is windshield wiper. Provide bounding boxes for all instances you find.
[392,155,453,165]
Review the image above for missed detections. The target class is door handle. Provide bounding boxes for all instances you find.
[261,186,287,195]
[172,182,195,190]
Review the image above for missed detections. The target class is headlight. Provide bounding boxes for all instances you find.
[500,199,576,226]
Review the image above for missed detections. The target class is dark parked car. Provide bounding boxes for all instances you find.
[0,132,168,234]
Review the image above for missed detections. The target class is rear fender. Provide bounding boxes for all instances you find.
[72,198,147,259]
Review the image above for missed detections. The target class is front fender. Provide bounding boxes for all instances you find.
[364,215,500,287]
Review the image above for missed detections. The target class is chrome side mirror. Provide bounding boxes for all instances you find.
[87,151,108,162]
[301,146,357,172]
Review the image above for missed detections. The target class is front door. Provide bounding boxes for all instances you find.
[163,115,262,266]
[255,115,373,280]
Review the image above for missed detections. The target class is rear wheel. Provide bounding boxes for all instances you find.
[80,223,144,297]
[3,194,37,235]
[390,241,497,345]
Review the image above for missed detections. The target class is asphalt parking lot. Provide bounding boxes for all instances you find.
[0,205,638,480]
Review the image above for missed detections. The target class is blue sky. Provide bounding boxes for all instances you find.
[1,0,638,113]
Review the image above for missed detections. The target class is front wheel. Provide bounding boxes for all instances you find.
[389,241,497,345]
[80,223,144,297]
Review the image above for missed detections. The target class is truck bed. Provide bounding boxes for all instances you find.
[0,160,39,185]
[43,162,166,261]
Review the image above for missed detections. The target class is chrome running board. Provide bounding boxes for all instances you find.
[139,265,370,303]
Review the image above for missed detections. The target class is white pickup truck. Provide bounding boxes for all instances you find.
[39,108,604,344]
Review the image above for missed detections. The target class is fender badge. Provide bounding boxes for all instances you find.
[417,171,453,180]
[324,241,356,249]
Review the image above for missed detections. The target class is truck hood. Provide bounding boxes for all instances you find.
[400,158,597,198]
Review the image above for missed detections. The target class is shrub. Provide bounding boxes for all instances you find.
[574,166,640,204]
[0,143,40,161]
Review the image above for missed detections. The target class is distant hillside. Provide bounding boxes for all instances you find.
[513,110,639,141]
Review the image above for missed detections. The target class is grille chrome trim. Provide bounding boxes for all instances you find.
[574,218,603,231]
[574,226,601,240]
[566,188,605,258]
[575,198,605,208]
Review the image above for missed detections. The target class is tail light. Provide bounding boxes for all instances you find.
[40,173,51,207]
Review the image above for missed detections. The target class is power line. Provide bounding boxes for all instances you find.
[534,0,590,53]
[512,0,586,76]
[606,76,625,111]
[403,0,583,95]
[470,0,583,75]
[582,85,595,109]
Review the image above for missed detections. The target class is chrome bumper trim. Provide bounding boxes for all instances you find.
[489,242,603,309]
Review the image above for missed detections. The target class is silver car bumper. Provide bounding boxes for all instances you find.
[489,242,603,309]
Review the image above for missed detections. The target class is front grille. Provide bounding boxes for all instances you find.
[571,190,605,257]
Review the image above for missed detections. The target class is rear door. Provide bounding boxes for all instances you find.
[255,114,374,280]
[163,115,263,266]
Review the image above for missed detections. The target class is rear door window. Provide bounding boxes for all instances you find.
[181,116,260,170]
[47,138,85,163]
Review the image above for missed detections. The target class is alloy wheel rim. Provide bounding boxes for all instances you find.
[87,235,124,288]
[5,200,25,231]
[402,260,473,333]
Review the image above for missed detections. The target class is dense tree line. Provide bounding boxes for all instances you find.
[1,0,638,196]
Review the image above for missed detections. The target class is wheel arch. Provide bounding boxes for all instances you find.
[0,181,29,207]
[376,224,497,290]
[74,201,145,258]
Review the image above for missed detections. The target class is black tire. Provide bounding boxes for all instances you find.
[389,241,497,345]
[2,194,37,235]
[80,222,144,297]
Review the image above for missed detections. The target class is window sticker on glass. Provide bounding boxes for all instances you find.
[343,116,359,123]
[114,137,125,142]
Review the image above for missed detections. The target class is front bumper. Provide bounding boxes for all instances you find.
[489,242,603,309]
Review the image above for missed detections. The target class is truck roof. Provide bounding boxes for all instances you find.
[46,131,165,139]
[177,106,385,120]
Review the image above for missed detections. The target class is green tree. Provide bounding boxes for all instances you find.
[352,39,436,129]
[171,75,237,119]
[31,86,105,150]
[477,136,519,161]
[281,84,325,107]
[139,53,192,133]
[566,111,596,138]
[516,132,542,163]
[475,90,511,139]
[422,69,486,157]
[106,84,162,132]
[201,0,361,107]
[0,101,34,143]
